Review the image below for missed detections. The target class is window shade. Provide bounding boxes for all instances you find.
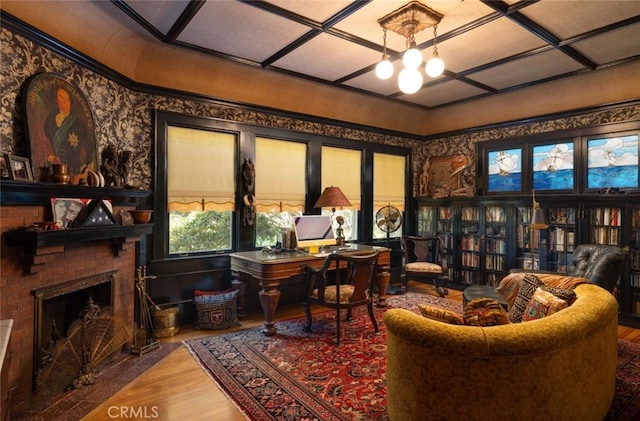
[255,137,307,212]
[373,152,406,211]
[167,126,236,212]
[321,146,361,210]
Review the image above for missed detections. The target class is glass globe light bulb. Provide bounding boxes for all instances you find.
[375,58,394,80]
[426,53,445,77]
[402,46,423,69]
[398,68,423,94]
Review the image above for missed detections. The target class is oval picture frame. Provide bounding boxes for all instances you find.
[22,72,99,183]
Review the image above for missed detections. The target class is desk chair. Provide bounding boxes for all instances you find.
[400,235,448,297]
[302,251,379,345]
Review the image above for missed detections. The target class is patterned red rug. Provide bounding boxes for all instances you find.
[184,293,640,421]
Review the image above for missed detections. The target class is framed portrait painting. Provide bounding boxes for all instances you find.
[22,72,99,183]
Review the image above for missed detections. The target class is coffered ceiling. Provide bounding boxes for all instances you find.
[106,0,640,110]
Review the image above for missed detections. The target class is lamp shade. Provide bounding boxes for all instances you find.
[530,207,549,229]
[314,186,352,209]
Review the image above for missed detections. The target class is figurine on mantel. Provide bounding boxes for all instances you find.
[100,144,132,188]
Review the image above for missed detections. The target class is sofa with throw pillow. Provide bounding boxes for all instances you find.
[383,276,618,421]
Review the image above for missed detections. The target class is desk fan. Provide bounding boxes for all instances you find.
[376,205,402,235]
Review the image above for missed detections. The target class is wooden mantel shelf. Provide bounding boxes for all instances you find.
[4,224,153,248]
[0,180,151,206]
[4,225,153,273]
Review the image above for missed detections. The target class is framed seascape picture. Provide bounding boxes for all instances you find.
[22,72,99,183]
[587,133,639,190]
[487,148,522,193]
[532,141,574,191]
[6,154,34,181]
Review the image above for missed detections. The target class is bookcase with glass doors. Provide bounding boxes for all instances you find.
[415,194,640,327]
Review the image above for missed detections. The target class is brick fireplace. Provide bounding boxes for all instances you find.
[0,183,151,417]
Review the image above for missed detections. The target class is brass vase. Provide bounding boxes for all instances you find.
[50,164,70,184]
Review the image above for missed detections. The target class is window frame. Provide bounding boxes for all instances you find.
[153,110,413,262]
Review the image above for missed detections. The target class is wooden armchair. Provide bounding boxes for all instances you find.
[400,235,448,297]
[302,251,380,345]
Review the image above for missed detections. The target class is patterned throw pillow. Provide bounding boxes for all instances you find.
[418,303,464,325]
[193,290,240,330]
[522,287,570,321]
[463,298,510,327]
[495,273,526,307]
[508,273,543,323]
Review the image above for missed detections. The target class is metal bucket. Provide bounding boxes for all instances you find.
[152,306,180,337]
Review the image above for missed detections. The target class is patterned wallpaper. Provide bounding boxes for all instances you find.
[2,26,639,195]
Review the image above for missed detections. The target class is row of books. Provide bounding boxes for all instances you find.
[461,236,480,251]
[461,251,480,267]
[459,269,481,285]
[486,238,506,254]
[630,250,640,270]
[590,227,620,246]
[547,207,576,225]
[438,207,453,219]
[548,228,575,251]
[485,254,505,272]
[630,273,640,287]
[485,206,506,222]
[590,207,621,226]
[461,207,479,221]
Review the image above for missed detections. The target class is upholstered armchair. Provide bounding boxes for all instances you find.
[511,244,627,294]
[400,236,448,297]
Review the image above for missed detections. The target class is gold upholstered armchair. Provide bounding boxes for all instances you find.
[400,236,448,297]
[301,251,380,345]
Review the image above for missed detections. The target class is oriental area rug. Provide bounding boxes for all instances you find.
[184,293,640,421]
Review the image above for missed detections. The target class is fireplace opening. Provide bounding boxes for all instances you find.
[32,271,131,405]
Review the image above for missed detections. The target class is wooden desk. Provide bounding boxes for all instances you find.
[230,245,390,336]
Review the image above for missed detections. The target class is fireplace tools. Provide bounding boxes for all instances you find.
[131,266,161,356]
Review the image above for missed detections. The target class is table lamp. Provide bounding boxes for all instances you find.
[314,186,352,245]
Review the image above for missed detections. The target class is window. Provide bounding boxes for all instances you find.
[487,148,522,193]
[373,153,405,240]
[321,146,361,241]
[532,142,574,190]
[254,137,307,247]
[587,134,638,190]
[167,126,236,254]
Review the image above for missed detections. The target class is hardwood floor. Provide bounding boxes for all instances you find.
[81,283,639,421]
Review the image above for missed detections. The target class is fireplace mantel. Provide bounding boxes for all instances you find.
[0,180,151,206]
[1,180,153,273]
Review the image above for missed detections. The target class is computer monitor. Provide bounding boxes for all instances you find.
[293,215,336,253]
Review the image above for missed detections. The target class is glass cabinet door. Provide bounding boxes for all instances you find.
[589,206,622,246]
[416,204,435,236]
[460,206,480,285]
[437,206,454,280]
[515,206,531,269]
[484,206,506,286]
[630,207,640,317]
[546,207,576,272]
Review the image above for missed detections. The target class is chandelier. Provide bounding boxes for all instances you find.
[375,1,444,94]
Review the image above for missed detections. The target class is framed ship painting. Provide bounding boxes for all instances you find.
[23,72,99,183]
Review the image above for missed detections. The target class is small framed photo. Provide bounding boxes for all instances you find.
[0,155,10,179]
[6,154,34,181]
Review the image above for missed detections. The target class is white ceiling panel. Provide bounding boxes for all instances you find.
[519,1,640,40]
[572,23,640,65]
[399,79,488,107]
[273,32,381,81]
[124,0,190,35]
[176,1,311,63]
[467,49,586,90]
[435,18,546,74]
